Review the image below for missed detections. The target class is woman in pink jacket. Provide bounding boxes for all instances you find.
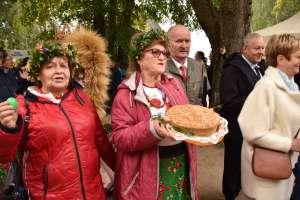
[111,29,199,200]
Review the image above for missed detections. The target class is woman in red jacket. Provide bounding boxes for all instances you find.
[111,29,199,200]
[0,39,115,200]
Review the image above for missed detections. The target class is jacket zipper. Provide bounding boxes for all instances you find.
[123,172,139,195]
[60,104,87,200]
[43,165,48,198]
[23,151,31,199]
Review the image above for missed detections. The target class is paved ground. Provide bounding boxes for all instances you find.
[197,144,225,200]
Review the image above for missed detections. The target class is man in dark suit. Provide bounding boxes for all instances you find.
[220,33,266,200]
[167,25,208,105]
[0,53,28,102]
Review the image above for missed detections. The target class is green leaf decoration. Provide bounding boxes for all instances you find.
[128,29,167,62]
[28,41,77,81]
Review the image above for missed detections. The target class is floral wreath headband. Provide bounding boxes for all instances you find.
[27,41,78,81]
[128,29,168,62]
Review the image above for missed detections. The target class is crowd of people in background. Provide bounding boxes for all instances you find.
[0,23,300,200]
[0,49,30,103]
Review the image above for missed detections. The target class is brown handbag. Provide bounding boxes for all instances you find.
[252,146,292,179]
[252,129,300,180]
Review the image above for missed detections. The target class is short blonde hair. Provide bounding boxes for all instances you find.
[265,34,300,67]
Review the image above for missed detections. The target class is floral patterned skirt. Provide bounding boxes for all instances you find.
[158,154,191,200]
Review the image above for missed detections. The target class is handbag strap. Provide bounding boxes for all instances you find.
[295,128,300,139]
[19,97,30,157]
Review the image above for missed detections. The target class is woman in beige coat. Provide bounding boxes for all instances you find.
[238,34,300,200]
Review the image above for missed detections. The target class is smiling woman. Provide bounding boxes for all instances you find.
[238,34,300,200]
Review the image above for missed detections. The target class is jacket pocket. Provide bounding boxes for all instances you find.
[123,172,139,196]
[43,165,48,198]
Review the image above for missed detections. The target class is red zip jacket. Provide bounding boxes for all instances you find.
[111,72,199,200]
[0,87,115,200]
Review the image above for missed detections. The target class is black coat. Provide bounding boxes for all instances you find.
[0,68,27,102]
[220,53,266,142]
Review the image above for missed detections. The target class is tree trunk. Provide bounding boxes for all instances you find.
[190,0,252,107]
[93,12,106,36]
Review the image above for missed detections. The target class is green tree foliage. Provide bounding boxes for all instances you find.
[0,0,17,48]
[0,0,40,49]
[16,0,199,59]
[252,0,300,31]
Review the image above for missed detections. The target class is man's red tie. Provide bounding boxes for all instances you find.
[180,65,187,81]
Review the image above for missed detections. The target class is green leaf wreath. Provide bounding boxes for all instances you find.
[28,41,77,81]
[128,29,168,62]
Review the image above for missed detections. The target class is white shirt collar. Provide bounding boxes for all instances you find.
[242,54,263,78]
[241,54,259,70]
[171,57,188,69]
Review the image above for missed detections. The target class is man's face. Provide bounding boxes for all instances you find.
[242,37,265,64]
[3,56,13,69]
[168,26,191,63]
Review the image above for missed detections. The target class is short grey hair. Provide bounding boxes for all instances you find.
[167,24,190,39]
[243,33,263,48]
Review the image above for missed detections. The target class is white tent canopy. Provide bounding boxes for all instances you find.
[255,12,300,40]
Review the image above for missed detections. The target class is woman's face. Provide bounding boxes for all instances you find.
[38,56,70,94]
[137,44,168,76]
[277,49,300,78]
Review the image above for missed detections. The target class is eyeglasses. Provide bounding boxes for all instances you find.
[144,48,169,58]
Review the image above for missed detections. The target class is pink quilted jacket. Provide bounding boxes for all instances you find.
[111,72,199,200]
